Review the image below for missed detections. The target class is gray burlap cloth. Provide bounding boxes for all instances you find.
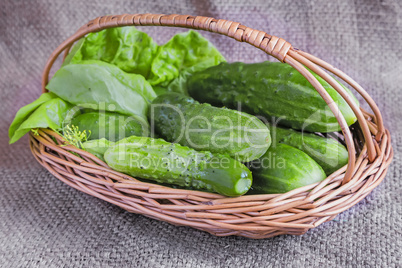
[1,0,401,267]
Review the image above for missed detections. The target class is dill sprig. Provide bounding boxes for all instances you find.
[31,128,39,136]
[60,125,91,149]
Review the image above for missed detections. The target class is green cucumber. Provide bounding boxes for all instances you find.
[70,112,149,142]
[82,138,115,161]
[271,125,349,175]
[187,61,359,133]
[104,136,252,196]
[150,92,271,162]
[249,143,326,194]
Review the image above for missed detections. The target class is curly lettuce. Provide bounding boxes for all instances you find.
[147,30,226,93]
[64,26,158,78]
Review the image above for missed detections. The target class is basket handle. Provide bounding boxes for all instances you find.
[41,13,384,185]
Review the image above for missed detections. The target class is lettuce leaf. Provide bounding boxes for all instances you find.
[9,92,57,141]
[64,27,158,78]
[46,60,156,124]
[147,30,226,91]
[9,97,75,144]
[64,28,224,95]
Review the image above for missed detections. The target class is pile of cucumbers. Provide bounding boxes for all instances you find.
[9,27,357,197]
[80,61,355,197]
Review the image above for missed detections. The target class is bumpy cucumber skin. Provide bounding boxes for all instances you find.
[249,143,326,194]
[104,136,253,196]
[150,92,271,162]
[271,125,349,175]
[187,61,359,133]
[71,112,149,142]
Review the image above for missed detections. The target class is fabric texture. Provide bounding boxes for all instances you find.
[1,0,401,267]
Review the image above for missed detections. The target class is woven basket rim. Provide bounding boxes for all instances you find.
[30,14,394,238]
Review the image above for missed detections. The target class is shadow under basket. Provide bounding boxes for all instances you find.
[30,14,394,239]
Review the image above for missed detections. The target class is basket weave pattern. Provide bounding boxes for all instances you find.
[30,14,394,239]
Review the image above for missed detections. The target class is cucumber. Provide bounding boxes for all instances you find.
[150,92,271,162]
[82,138,115,161]
[248,143,326,194]
[271,125,349,175]
[187,61,359,133]
[70,112,149,142]
[104,136,253,196]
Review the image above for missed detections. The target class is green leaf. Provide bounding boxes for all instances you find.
[9,98,75,144]
[64,27,158,77]
[147,30,226,89]
[9,92,57,140]
[62,39,84,66]
[45,60,156,123]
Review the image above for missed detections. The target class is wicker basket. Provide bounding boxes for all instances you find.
[29,14,394,239]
